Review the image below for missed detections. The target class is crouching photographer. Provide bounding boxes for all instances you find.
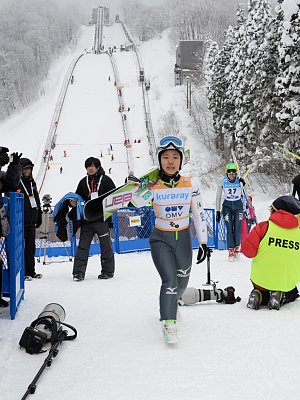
[0,146,22,308]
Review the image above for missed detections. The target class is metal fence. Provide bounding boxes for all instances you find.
[33,206,226,257]
[2,193,25,319]
[1,199,227,319]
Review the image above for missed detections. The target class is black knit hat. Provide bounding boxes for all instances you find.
[84,157,101,169]
[272,195,300,215]
[20,158,34,168]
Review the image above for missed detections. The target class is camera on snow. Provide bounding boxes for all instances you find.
[19,303,76,354]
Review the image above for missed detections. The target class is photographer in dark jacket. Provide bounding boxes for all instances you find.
[16,158,42,281]
[0,147,22,307]
[70,157,116,281]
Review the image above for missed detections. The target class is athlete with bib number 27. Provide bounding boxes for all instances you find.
[215,163,246,261]
[133,136,208,344]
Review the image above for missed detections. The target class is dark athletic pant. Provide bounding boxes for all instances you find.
[150,228,193,320]
[73,221,115,277]
[24,225,37,277]
[222,199,243,249]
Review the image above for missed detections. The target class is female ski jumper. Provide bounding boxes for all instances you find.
[150,174,208,321]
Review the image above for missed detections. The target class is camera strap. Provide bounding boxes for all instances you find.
[59,322,77,341]
[30,317,77,343]
[30,316,59,344]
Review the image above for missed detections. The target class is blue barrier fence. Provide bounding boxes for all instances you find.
[1,198,227,320]
[34,206,227,257]
[1,193,25,319]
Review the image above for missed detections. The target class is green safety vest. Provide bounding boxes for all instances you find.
[251,220,300,291]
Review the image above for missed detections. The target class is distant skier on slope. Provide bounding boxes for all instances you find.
[241,195,300,311]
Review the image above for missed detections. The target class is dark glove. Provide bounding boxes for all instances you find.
[216,211,221,223]
[11,152,23,165]
[127,175,140,183]
[239,177,246,186]
[108,221,114,229]
[196,243,208,264]
[0,152,9,167]
[217,286,241,304]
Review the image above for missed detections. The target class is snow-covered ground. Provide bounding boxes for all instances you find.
[1,22,299,400]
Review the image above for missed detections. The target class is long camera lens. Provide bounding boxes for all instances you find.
[36,303,66,340]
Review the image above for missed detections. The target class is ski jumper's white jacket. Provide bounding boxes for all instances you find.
[150,176,208,244]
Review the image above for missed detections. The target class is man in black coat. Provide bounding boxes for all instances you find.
[292,173,300,200]
[17,158,42,280]
[0,147,22,306]
[70,157,116,281]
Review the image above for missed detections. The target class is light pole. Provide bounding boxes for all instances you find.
[186,76,192,115]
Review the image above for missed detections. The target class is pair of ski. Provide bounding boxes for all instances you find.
[84,168,159,221]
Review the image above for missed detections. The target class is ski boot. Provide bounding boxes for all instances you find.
[268,291,283,310]
[162,320,177,344]
[228,248,236,262]
[247,289,262,310]
[234,246,241,260]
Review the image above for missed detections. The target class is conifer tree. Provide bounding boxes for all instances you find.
[233,0,274,161]
[223,6,247,153]
[276,0,300,154]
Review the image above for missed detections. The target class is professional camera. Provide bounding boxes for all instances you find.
[20,304,77,399]
[19,303,76,354]
[41,194,52,213]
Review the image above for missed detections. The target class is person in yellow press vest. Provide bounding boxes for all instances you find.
[241,195,300,310]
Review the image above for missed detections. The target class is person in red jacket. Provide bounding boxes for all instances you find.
[241,195,300,310]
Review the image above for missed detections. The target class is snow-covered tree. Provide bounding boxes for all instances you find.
[276,0,300,154]
[223,6,247,153]
[205,30,236,151]
[0,52,16,115]
[0,0,80,120]
[231,0,275,161]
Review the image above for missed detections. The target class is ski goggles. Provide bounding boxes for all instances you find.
[227,169,237,174]
[158,136,183,149]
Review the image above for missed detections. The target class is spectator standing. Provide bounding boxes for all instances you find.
[0,147,21,306]
[17,158,42,280]
[70,157,116,281]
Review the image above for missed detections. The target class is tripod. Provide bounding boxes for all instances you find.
[204,247,214,285]
[37,209,51,265]
[21,323,77,400]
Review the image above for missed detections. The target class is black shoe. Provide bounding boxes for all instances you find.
[98,273,113,280]
[247,289,262,310]
[32,273,42,279]
[0,298,9,308]
[25,273,42,280]
[268,291,283,310]
[73,273,84,281]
